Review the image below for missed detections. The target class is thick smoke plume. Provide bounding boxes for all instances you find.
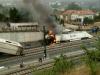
[23,0,62,33]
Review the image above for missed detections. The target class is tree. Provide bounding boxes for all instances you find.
[0,13,7,22]
[67,2,82,10]
[9,7,33,22]
[81,38,100,75]
[81,45,97,75]
[9,7,22,22]
[94,13,100,22]
[0,4,8,22]
[19,9,32,22]
[94,37,100,61]
[83,17,94,25]
[53,54,74,75]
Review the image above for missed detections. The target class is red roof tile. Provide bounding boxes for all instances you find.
[62,10,95,15]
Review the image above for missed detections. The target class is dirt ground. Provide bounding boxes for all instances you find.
[64,22,100,30]
[63,65,100,75]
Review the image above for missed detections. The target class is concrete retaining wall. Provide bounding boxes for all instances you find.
[0,32,43,43]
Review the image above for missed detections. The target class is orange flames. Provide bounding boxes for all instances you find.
[48,30,56,44]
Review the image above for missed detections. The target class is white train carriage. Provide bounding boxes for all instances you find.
[56,29,93,42]
[0,38,23,55]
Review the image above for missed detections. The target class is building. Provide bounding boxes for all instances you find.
[9,22,39,31]
[60,10,96,25]
[0,22,9,31]
[0,22,40,32]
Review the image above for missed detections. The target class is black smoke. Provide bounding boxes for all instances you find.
[23,0,62,33]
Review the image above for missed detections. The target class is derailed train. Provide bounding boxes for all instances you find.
[0,38,23,55]
[0,29,93,55]
[45,29,93,44]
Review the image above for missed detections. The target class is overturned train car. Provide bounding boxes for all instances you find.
[0,38,23,55]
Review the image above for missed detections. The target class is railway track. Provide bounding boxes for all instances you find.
[1,60,54,75]
[24,39,95,53]
[0,39,95,66]
[2,50,86,75]
[0,45,91,64]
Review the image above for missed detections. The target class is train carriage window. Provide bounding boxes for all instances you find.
[6,41,12,43]
[62,29,72,34]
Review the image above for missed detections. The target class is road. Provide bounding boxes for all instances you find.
[0,39,96,67]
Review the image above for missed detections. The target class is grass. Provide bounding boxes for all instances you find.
[64,65,90,75]
[33,68,55,75]
[33,64,100,75]
[63,65,100,75]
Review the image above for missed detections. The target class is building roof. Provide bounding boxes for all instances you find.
[0,38,22,47]
[62,10,95,15]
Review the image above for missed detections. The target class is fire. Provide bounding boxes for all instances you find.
[46,30,56,45]
[48,30,54,35]
[48,30,56,43]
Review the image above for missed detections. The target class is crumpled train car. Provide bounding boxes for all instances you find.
[0,38,23,55]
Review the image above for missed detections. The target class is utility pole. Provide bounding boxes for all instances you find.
[43,26,47,58]
[20,48,24,68]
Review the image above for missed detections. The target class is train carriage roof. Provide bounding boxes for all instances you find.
[0,38,22,47]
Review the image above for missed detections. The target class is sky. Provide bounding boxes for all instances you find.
[40,0,99,3]
[0,0,24,7]
[0,0,99,4]
[0,0,99,8]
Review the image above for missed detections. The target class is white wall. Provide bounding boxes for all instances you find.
[71,14,79,20]
[0,32,43,42]
[83,15,94,19]
[71,14,94,20]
